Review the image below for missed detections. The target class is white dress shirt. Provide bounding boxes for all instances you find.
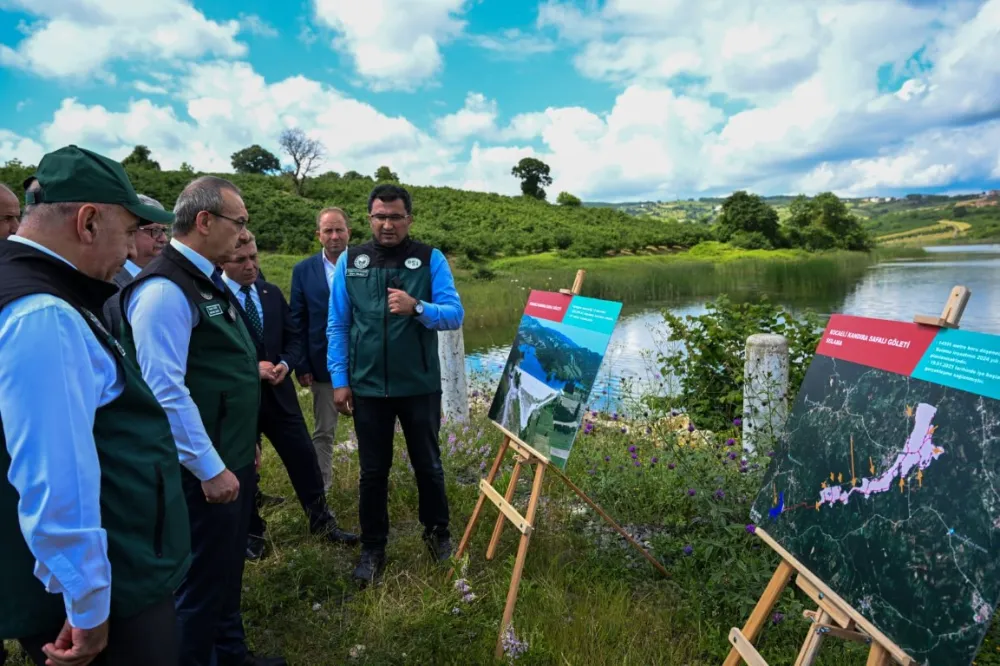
[322,251,336,291]
[0,236,120,628]
[223,274,289,370]
[124,237,225,482]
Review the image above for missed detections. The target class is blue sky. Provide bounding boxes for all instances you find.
[0,0,998,201]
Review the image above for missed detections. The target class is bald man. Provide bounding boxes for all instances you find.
[0,183,19,240]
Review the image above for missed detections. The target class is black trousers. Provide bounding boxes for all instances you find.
[354,392,450,550]
[175,463,256,666]
[17,596,178,666]
[249,388,329,538]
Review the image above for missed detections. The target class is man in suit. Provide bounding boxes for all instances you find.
[222,233,358,560]
[102,194,169,335]
[290,207,351,492]
[121,176,284,666]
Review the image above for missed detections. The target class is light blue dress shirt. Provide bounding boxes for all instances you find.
[124,238,226,482]
[326,247,464,389]
[123,258,141,277]
[0,236,121,629]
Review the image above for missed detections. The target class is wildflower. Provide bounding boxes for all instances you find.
[767,451,775,457]
[452,607,461,615]
[448,433,457,445]
[612,412,619,421]
[645,427,652,435]
[772,612,785,625]
[671,409,679,417]
[591,410,598,418]
[472,390,479,398]
[480,461,487,470]
[462,592,477,603]
[746,523,757,535]
[668,463,676,470]
[604,456,610,462]
[630,452,638,460]
[726,438,736,446]
[651,456,659,464]
[687,488,696,496]
[683,545,693,556]
[714,489,725,500]
[733,418,743,427]
[501,625,529,660]
[634,460,641,467]
[587,469,596,476]
[620,426,627,434]
[628,445,636,453]
[728,452,737,460]
[687,422,695,433]
[454,578,470,593]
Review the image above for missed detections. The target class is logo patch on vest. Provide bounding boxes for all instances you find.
[206,303,224,317]
[354,254,371,269]
[346,268,369,278]
[404,257,422,270]
[199,289,213,301]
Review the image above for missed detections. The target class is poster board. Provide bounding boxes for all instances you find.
[749,313,1000,665]
[487,290,622,469]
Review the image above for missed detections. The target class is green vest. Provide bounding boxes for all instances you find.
[120,244,260,473]
[344,239,440,397]
[0,243,190,639]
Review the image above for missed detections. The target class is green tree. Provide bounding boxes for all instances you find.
[179,162,195,175]
[953,205,968,218]
[511,157,552,200]
[121,145,160,171]
[375,166,399,182]
[715,191,780,247]
[784,192,873,251]
[343,170,367,181]
[557,191,582,207]
[231,144,281,174]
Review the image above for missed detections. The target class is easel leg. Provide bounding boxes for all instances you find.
[494,462,546,660]
[448,436,511,580]
[865,644,891,666]
[486,459,523,560]
[793,610,831,666]
[549,466,669,578]
[723,560,795,666]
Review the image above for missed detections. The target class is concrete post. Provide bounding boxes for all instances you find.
[438,327,470,422]
[743,334,789,455]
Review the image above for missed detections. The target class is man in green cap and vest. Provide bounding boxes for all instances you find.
[327,183,465,584]
[0,145,190,665]
[121,176,284,666]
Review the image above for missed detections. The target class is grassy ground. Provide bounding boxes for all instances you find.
[877,220,971,245]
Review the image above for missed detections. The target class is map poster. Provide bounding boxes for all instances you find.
[487,290,622,470]
[750,313,1000,665]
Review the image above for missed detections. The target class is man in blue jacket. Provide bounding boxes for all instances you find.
[327,184,464,584]
[290,207,351,492]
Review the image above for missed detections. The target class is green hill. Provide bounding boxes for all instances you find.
[0,159,711,259]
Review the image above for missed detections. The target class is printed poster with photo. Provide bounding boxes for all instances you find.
[487,290,622,469]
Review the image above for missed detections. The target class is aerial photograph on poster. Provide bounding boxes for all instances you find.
[487,290,622,469]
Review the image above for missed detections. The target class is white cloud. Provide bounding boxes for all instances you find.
[469,28,556,59]
[435,93,498,143]
[133,81,169,95]
[239,13,278,38]
[312,0,467,91]
[0,130,44,165]
[0,0,246,80]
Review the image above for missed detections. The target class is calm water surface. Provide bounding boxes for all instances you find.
[466,246,1000,412]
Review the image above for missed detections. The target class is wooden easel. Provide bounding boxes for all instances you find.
[725,286,971,666]
[448,269,670,660]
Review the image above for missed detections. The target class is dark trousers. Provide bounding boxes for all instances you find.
[354,392,450,550]
[249,388,329,538]
[17,596,178,666]
[175,463,256,666]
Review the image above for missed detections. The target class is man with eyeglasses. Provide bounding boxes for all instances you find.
[0,183,19,240]
[101,193,169,337]
[120,176,284,666]
[327,183,464,584]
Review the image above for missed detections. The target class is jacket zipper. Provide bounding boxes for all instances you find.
[154,463,165,558]
[382,269,389,397]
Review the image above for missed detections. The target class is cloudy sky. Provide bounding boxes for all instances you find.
[0,0,997,202]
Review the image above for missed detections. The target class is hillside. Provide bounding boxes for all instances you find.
[0,159,711,259]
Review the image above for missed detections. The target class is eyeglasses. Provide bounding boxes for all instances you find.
[369,214,409,224]
[210,211,248,230]
[139,227,170,239]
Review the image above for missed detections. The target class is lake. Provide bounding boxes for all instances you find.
[465,245,1000,413]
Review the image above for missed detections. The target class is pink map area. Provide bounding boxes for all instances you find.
[819,402,944,507]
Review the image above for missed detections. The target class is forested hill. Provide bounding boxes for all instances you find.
[0,159,709,259]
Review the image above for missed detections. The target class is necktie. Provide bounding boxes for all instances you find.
[240,284,264,339]
[211,269,227,293]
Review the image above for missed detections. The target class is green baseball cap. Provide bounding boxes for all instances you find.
[22,145,174,225]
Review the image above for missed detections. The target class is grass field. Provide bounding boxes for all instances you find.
[877,220,972,245]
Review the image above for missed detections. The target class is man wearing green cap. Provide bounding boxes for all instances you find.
[121,176,284,666]
[0,145,190,665]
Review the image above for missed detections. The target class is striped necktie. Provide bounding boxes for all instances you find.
[239,284,264,339]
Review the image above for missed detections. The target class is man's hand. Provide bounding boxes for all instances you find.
[387,288,418,316]
[42,619,108,666]
[269,363,289,385]
[297,372,313,388]
[202,468,240,504]
[258,361,275,381]
[334,387,354,416]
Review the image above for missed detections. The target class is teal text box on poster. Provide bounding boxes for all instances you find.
[563,296,622,335]
[912,329,1000,400]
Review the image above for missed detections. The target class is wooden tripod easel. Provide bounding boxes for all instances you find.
[448,269,670,660]
[725,286,971,666]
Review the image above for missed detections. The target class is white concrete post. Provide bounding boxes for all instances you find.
[438,327,470,422]
[743,334,789,455]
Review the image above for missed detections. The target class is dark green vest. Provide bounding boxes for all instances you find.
[0,241,191,639]
[344,239,440,397]
[120,244,260,473]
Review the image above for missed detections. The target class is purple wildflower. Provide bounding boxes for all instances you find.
[726,438,736,446]
[604,456,611,463]
[746,523,757,534]
[448,433,457,445]
[671,409,679,417]
[687,422,695,433]
[620,426,627,434]
[651,456,659,464]
[668,463,676,470]
[471,390,479,398]
[587,469,596,476]
[683,545,693,556]
[634,460,641,467]
[687,489,696,496]
[772,612,785,625]
[628,445,636,453]
[728,452,737,460]
[480,461,487,470]
[611,412,619,421]
[714,489,725,500]
[591,410,598,418]
[767,451,775,457]
[501,625,529,660]
[733,418,743,427]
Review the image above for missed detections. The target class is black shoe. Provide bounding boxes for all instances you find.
[246,535,266,561]
[353,548,386,584]
[423,532,452,562]
[311,514,360,546]
[240,653,286,666]
[258,493,286,509]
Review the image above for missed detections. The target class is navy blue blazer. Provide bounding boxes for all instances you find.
[289,251,332,384]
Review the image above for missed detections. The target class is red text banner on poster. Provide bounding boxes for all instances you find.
[816,314,938,376]
[523,290,571,323]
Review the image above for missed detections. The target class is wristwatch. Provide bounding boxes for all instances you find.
[414,301,425,316]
